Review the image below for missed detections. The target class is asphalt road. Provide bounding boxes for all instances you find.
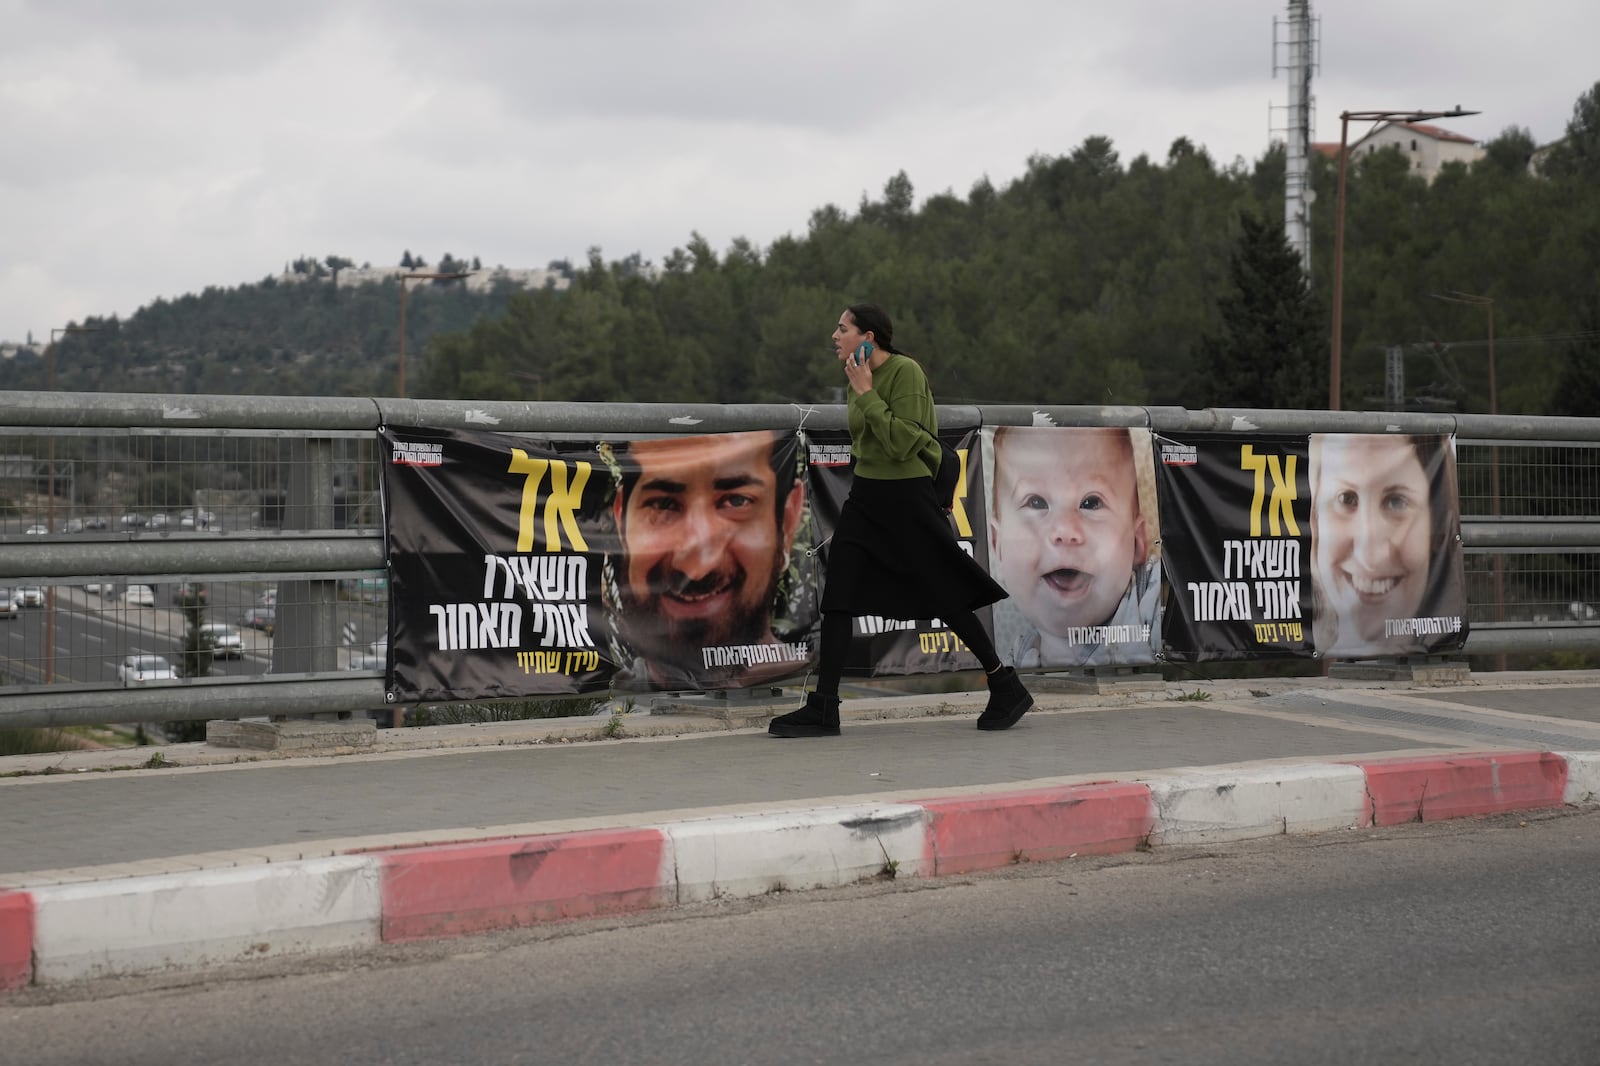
[0,582,386,686]
[6,809,1598,1065]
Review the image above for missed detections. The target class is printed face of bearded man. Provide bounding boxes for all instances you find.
[615,432,803,673]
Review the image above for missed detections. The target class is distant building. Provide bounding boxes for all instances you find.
[277,264,574,294]
[1348,121,1484,182]
[0,341,42,361]
[1528,137,1566,176]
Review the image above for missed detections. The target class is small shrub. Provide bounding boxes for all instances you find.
[0,727,84,757]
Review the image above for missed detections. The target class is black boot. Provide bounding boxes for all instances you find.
[768,692,841,738]
[976,667,1033,731]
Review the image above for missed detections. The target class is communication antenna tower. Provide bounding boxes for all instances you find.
[1271,1,1319,275]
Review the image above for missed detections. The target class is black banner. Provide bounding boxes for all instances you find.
[1154,433,1313,662]
[803,428,986,675]
[1155,432,1468,661]
[381,426,819,701]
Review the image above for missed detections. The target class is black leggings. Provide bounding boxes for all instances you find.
[813,609,1001,698]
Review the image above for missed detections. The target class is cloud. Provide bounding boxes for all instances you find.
[1,0,1597,341]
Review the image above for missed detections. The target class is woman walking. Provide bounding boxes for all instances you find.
[769,303,1033,738]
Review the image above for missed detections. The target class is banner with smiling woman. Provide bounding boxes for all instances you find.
[1153,431,1468,662]
[1306,433,1468,659]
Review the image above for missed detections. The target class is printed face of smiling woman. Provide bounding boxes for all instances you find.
[1311,435,1433,645]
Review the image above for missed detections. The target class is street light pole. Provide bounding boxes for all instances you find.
[43,325,102,685]
[397,271,472,397]
[1329,107,1479,410]
[1433,290,1502,668]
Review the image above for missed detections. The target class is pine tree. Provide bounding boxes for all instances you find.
[1197,212,1325,409]
[1548,303,1600,417]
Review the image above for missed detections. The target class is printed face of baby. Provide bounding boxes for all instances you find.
[1313,435,1432,644]
[989,429,1146,636]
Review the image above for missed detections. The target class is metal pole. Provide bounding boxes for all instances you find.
[1487,299,1504,669]
[397,277,410,398]
[1330,112,1351,411]
[1330,109,1478,412]
[46,344,57,684]
[1433,289,1503,670]
[44,325,101,684]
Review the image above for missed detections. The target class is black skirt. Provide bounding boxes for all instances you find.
[820,474,1007,619]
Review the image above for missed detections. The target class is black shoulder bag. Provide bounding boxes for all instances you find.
[910,420,960,512]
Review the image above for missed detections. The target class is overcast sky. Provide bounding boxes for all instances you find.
[2,0,1595,344]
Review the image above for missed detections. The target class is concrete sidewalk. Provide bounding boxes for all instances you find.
[4,671,1600,991]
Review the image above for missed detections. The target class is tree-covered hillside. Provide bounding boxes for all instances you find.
[11,80,1600,414]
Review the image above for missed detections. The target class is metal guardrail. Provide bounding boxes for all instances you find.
[1,392,1597,730]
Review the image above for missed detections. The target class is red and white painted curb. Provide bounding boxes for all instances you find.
[4,750,1597,991]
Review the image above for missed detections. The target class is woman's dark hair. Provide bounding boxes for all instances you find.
[846,303,901,354]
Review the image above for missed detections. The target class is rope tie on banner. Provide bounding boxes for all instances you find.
[791,402,819,434]
[791,403,836,557]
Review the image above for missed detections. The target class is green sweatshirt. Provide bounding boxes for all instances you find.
[847,353,942,480]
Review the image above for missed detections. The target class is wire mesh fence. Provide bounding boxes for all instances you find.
[2,398,1599,727]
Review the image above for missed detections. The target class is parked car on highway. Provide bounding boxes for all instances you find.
[197,623,245,660]
[173,581,208,605]
[240,607,275,635]
[0,589,16,619]
[117,654,177,685]
[347,638,389,671]
[14,586,44,608]
[122,584,157,607]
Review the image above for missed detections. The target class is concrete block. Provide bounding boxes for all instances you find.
[30,856,382,984]
[378,828,673,942]
[207,718,376,751]
[1029,670,1166,695]
[648,688,788,722]
[1358,751,1568,825]
[1328,659,1471,684]
[664,804,928,903]
[1557,751,1600,806]
[1147,763,1369,845]
[920,782,1154,875]
[0,891,33,991]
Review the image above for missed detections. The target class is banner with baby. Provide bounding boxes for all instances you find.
[1153,431,1468,662]
[975,426,1163,669]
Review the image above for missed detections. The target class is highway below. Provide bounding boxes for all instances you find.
[0,582,386,688]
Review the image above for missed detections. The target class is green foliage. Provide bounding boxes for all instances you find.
[1197,211,1324,408]
[0,727,83,756]
[1541,79,1600,181]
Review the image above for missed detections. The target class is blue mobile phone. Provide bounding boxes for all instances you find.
[854,341,875,366]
